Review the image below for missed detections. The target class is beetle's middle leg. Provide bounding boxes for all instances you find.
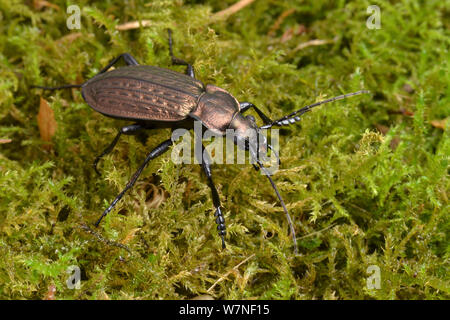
[93,123,148,175]
[94,138,173,226]
[167,29,195,78]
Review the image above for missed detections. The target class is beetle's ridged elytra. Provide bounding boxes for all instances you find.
[32,29,369,253]
[82,65,205,121]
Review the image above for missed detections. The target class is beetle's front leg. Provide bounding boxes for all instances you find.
[196,143,227,249]
[93,123,148,175]
[239,102,273,125]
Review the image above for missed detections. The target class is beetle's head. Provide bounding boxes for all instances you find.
[229,113,275,163]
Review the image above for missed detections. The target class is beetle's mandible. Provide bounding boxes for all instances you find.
[33,29,369,253]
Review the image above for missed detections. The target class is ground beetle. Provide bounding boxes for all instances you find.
[33,29,368,253]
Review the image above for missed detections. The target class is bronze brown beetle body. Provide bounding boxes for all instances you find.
[34,30,368,253]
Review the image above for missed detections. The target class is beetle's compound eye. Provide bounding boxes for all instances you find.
[246,115,256,123]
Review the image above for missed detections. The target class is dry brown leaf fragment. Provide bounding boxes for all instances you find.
[375,124,389,135]
[33,0,60,11]
[43,284,56,300]
[399,108,414,117]
[388,108,414,117]
[375,124,401,150]
[37,97,57,150]
[430,118,448,130]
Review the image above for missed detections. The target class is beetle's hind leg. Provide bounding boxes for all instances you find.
[167,29,195,78]
[94,138,173,226]
[31,54,140,91]
[93,123,147,175]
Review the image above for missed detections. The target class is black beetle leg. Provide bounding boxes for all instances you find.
[196,143,227,249]
[239,102,273,125]
[94,138,173,227]
[167,29,195,78]
[98,53,140,75]
[93,123,147,176]
[32,54,140,90]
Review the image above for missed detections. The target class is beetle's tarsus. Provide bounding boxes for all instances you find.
[221,237,226,250]
[196,141,228,249]
[93,160,102,176]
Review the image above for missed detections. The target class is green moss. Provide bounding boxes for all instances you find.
[0,0,448,299]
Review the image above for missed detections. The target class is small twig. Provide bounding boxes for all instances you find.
[211,0,256,21]
[116,20,152,31]
[347,202,370,214]
[293,38,336,52]
[207,254,255,293]
[268,8,296,37]
[297,223,337,240]
[57,32,82,44]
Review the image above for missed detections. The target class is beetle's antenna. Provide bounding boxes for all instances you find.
[251,143,280,171]
[31,84,82,90]
[256,159,298,254]
[260,90,369,129]
[267,143,281,166]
